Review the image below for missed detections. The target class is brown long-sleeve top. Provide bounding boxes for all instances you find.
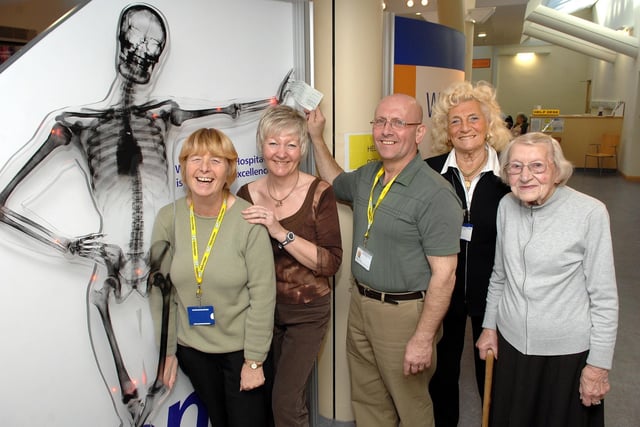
[237,178,343,304]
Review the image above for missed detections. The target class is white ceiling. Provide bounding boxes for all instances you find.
[0,0,600,48]
[384,0,598,46]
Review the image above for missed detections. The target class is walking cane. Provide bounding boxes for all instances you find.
[482,349,495,427]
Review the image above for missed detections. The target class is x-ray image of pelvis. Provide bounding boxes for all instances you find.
[0,1,300,426]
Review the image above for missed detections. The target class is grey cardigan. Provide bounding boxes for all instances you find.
[483,186,618,369]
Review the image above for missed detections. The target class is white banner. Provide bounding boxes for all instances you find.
[0,1,299,425]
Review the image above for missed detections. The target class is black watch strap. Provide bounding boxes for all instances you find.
[278,231,295,249]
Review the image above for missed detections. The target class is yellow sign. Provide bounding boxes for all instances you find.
[346,133,380,171]
[532,109,560,117]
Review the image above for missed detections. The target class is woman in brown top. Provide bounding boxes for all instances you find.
[238,105,343,427]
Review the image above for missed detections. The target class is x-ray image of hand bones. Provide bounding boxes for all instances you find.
[0,3,294,426]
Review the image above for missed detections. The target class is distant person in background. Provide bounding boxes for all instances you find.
[504,115,513,130]
[511,113,528,137]
[426,80,512,427]
[477,132,618,427]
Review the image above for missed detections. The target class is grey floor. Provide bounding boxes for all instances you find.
[318,170,640,427]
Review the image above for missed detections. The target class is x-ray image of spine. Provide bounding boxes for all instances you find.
[0,3,291,426]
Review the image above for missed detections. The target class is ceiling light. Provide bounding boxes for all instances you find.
[477,32,487,38]
[516,52,536,61]
[466,7,495,25]
[407,0,414,7]
[382,2,386,10]
[421,0,429,5]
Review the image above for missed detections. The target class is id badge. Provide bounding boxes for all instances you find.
[187,305,215,326]
[461,223,473,242]
[355,245,373,271]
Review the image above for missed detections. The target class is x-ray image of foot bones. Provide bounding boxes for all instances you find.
[0,1,299,425]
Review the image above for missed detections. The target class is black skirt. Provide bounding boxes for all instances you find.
[489,331,605,427]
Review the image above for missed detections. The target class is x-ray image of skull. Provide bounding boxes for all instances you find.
[0,3,291,426]
[118,5,166,85]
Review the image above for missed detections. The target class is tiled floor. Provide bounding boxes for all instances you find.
[317,170,640,427]
[568,170,640,427]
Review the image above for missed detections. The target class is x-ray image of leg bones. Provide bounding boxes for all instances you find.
[0,3,295,426]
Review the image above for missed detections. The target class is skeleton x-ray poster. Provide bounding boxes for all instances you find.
[0,1,301,425]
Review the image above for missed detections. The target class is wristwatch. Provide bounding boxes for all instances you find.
[278,231,295,249]
[245,360,263,370]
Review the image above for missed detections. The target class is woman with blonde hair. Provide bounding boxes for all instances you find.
[238,105,342,427]
[426,80,512,427]
[150,127,276,427]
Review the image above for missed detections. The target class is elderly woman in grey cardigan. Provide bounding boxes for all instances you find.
[476,132,618,427]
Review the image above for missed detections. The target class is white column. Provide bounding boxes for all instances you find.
[313,0,383,422]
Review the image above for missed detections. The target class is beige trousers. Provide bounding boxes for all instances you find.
[346,285,438,427]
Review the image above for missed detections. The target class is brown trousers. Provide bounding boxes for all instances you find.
[271,293,331,427]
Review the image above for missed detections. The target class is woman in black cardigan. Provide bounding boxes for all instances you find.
[425,81,511,427]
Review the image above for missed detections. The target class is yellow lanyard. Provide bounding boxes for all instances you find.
[190,196,227,300]
[365,167,397,242]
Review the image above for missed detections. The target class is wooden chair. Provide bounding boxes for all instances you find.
[584,133,619,175]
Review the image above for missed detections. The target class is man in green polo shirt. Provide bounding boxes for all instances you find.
[307,93,462,427]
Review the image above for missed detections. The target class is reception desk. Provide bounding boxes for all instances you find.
[532,115,623,170]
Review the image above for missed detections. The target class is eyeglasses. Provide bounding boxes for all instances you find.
[505,161,548,175]
[370,117,422,129]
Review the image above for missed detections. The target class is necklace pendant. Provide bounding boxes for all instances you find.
[465,179,471,190]
[268,171,299,208]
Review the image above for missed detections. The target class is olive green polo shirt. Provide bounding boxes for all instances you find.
[333,154,462,293]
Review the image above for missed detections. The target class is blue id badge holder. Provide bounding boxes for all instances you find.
[187,305,215,326]
[461,223,473,242]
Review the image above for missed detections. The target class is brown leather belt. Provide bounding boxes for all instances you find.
[355,282,425,305]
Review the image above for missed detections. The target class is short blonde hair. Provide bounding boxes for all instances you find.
[499,132,573,185]
[179,128,238,196]
[256,105,309,157]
